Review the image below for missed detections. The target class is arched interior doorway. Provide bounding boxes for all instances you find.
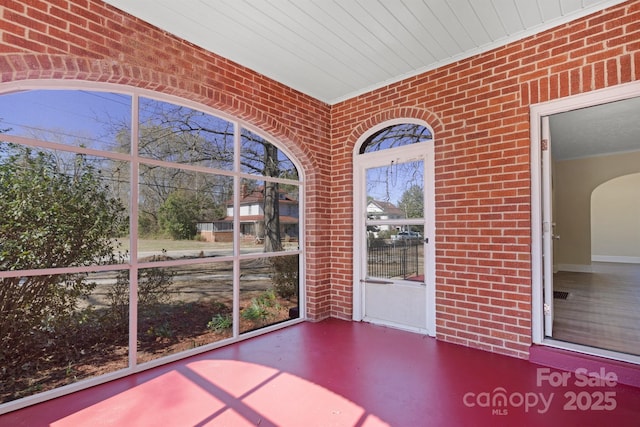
[591,173,640,264]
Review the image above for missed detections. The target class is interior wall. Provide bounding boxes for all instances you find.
[591,173,640,262]
[554,151,640,270]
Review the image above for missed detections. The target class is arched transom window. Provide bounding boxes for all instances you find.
[359,122,432,154]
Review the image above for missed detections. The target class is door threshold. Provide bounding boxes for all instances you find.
[529,342,640,388]
[361,318,430,336]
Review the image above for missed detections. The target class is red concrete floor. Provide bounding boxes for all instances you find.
[2,318,640,426]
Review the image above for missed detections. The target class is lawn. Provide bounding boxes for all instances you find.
[114,237,231,252]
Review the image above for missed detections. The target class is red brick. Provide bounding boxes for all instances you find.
[1,0,638,364]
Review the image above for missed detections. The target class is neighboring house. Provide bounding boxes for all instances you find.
[366,200,404,237]
[197,186,299,243]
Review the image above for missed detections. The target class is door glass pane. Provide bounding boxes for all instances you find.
[367,224,424,283]
[366,160,424,219]
[365,159,425,283]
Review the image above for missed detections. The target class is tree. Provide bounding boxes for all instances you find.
[111,102,298,249]
[263,142,282,252]
[361,123,432,153]
[110,123,231,238]
[398,184,424,219]
[158,190,200,240]
[0,143,127,378]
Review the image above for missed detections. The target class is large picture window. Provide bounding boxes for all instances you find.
[0,85,303,408]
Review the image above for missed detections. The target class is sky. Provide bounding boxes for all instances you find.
[0,89,131,151]
[366,160,423,206]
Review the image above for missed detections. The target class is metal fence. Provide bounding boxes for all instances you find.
[367,240,420,280]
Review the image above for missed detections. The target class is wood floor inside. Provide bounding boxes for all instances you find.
[552,262,640,356]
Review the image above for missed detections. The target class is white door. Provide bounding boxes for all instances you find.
[354,144,435,335]
[541,116,554,336]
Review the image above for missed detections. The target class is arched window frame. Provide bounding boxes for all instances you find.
[0,80,306,412]
[357,119,433,155]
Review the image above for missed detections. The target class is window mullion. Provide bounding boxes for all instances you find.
[129,94,140,369]
[232,121,241,338]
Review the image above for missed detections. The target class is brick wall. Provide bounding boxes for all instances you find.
[0,0,333,320]
[330,0,640,358]
[1,0,639,360]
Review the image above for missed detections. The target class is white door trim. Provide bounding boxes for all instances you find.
[541,116,553,336]
[530,81,640,364]
[352,119,435,336]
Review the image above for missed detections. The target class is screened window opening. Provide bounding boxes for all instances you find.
[0,87,303,407]
[359,123,432,154]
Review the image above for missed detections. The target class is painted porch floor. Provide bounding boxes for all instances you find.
[2,318,640,427]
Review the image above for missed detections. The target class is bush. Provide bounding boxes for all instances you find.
[270,255,299,299]
[377,229,391,239]
[207,314,232,332]
[158,191,199,240]
[0,145,127,389]
[105,262,174,332]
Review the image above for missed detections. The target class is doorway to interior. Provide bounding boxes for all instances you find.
[352,120,435,335]
[531,82,640,363]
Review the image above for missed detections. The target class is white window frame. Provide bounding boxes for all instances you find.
[0,80,306,414]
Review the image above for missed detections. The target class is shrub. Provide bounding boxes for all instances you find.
[158,190,199,240]
[270,255,299,299]
[105,262,174,332]
[0,145,127,390]
[241,289,281,324]
[207,314,232,332]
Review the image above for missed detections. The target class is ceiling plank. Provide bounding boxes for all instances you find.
[102,0,630,104]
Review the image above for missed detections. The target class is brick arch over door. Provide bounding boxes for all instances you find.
[0,53,331,320]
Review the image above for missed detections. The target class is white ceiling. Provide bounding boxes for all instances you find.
[550,96,640,161]
[103,0,628,105]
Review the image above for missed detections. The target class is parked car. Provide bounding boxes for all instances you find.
[393,231,422,240]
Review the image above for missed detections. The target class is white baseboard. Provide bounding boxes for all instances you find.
[557,263,593,273]
[591,255,640,264]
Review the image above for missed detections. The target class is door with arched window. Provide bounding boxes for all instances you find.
[353,121,435,335]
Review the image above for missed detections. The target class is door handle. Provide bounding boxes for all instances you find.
[361,279,393,285]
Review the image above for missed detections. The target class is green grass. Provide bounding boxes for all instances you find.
[113,238,230,252]
[112,237,298,255]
